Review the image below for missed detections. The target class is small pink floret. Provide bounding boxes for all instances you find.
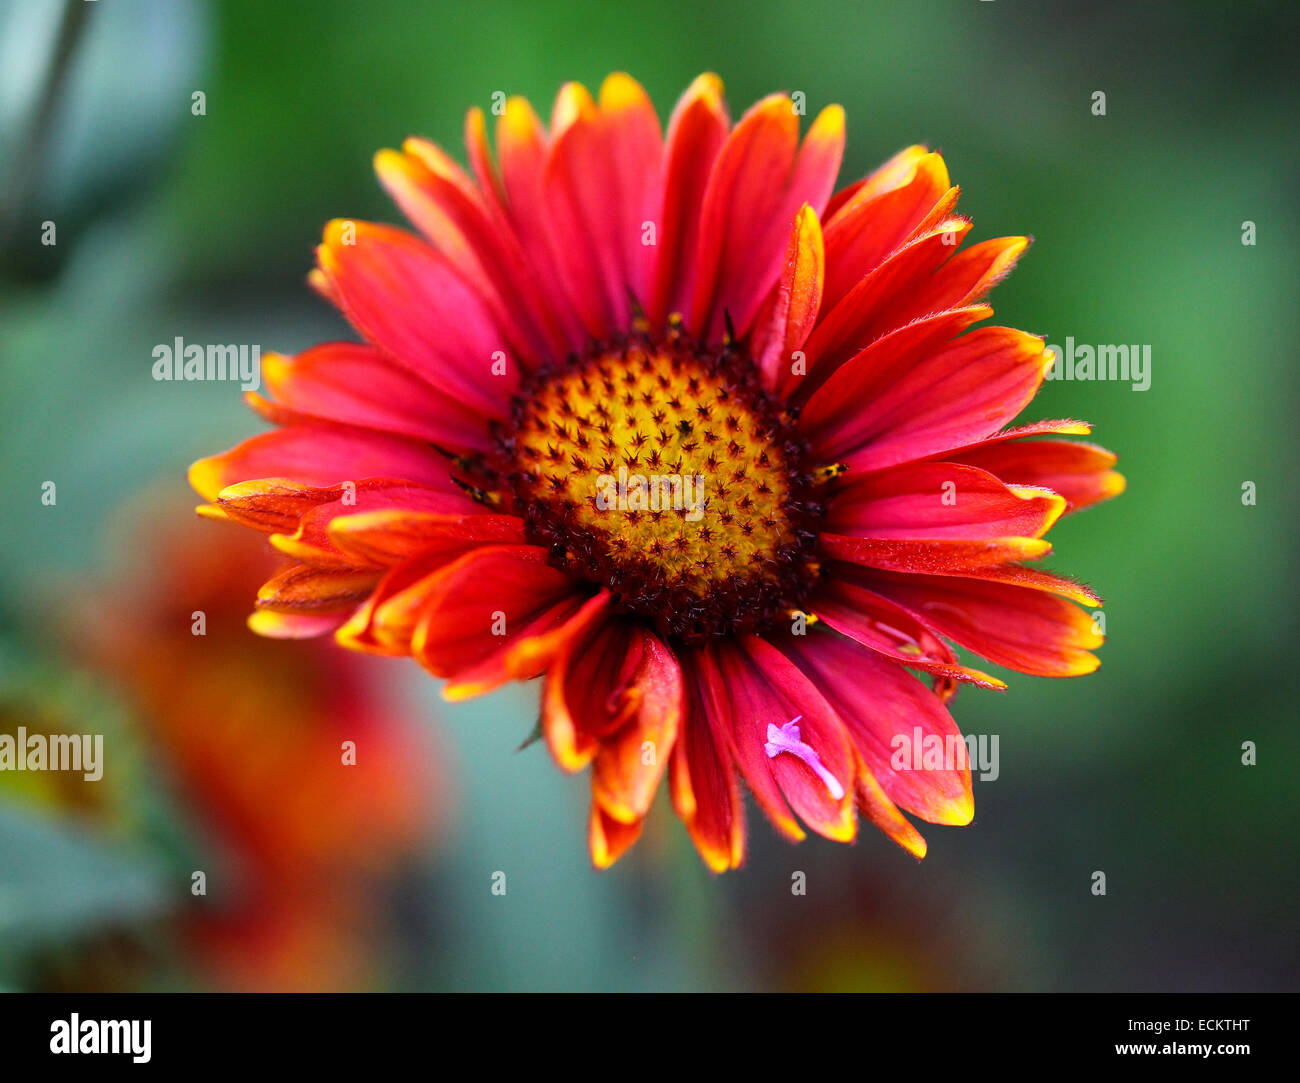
[764,717,846,800]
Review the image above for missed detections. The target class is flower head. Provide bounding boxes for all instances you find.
[191,73,1123,871]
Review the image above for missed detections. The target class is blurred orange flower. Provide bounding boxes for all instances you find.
[16,493,445,990]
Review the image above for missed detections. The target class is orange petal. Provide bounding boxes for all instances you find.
[328,510,525,566]
[403,545,586,697]
[335,553,463,656]
[591,630,683,823]
[824,144,931,222]
[589,798,644,869]
[854,755,929,859]
[756,203,825,395]
[255,563,380,614]
[266,481,479,567]
[822,150,955,309]
[891,235,1031,325]
[669,655,746,871]
[247,609,350,639]
[539,606,652,773]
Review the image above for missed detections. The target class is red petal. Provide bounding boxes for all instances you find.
[807,327,1054,470]
[648,73,729,328]
[804,216,974,376]
[495,95,589,353]
[718,637,857,843]
[542,78,662,338]
[781,632,973,828]
[827,461,1066,541]
[669,653,745,872]
[933,563,1103,607]
[463,106,509,225]
[259,343,494,453]
[821,150,955,310]
[827,537,1103,608]
[811,574,1008,691]
[791,303,991,412]
[189,427,461,503]
[688,96,843,340]
[376,139,566,363]
[328,510,525,567]
[950,437,1126,513]
[820,534,1053,572]
[596,73,665,311]
[867,571,1104,677]
[316,220,520,418]
[824,144,931,222]
[408,546,591,697]
[887,235,1031,326]
[542,616,683,822]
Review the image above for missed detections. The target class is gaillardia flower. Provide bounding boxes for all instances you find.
[191,73,1123,871]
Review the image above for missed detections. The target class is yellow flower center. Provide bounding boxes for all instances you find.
[494,332,822,642]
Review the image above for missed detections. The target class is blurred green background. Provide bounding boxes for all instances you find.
[1,0,1296,991]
